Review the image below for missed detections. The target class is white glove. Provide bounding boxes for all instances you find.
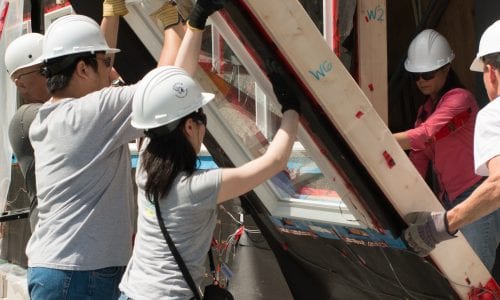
[403,211,457,257]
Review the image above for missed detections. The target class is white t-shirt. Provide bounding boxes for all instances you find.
[120,154,222,300]
[474,97,500,176]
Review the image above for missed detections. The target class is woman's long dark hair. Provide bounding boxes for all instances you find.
[436,65,465,102]
[141,116,198,203]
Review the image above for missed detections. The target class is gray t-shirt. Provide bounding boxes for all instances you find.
[26,85,142,270]
[8,103,42,231]
[119,154,222,300]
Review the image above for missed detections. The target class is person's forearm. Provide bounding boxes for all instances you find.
[265,110,299,170]
[158,24,185,67]
[101,16,119,66]
[174,28,202,76]
[393,131,411,150]
[446,176,500,231]
[101,16,119,49]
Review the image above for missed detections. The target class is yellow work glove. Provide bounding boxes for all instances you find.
[103,0,129,17]
[150,2,180,30]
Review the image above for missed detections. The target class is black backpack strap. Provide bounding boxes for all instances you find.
[208,246,217,282]
[153,198,202,300]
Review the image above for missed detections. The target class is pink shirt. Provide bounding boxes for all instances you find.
[407,88,482,202]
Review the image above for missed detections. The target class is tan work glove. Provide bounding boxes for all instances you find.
[150,1,181,29]
[103,0,129,16]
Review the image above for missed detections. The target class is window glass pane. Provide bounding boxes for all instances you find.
[202,30,354,220]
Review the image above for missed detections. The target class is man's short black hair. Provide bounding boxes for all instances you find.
[482,52,500,69]
[42,52,101,94]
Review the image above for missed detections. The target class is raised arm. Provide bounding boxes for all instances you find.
[101,0,126,61]
[217,110,299,203]
[173,27,202,75]
[174,0,223,75]
[217,62,301,203]
[158,24,185,67]
[100,16,119,50]
[101,0,127,83]
[149,1,187,67]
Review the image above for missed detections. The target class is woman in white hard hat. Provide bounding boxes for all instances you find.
[404,21,500,276]
[393,30,494,268]
[118,64,299,299]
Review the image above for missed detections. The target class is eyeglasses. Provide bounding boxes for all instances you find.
[191,109,207,127]
[410,65,447,81]
[410,69,440,81]
[95,56,112,68]
[14,68,42,80]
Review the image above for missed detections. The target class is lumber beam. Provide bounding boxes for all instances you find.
[356,0,388,124]
[239,0,492,297]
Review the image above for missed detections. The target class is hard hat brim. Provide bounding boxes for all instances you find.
[42,47,121,62]
[9,57,43,78]
[470,57,484,72]
[106,48,121,54]
[200,92,215,107]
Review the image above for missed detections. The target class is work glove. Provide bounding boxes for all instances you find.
[265,59,301,114]
[188,0,224,30]
[403,211,457,257]
[151,1,181,29]
[103,0,129,16]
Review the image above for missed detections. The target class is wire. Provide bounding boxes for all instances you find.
[279,241,411,299]
[327,241,453,299]
[384,247,500,299]
[6,188,28,207]
[412,253,500,300]
[378,247,420,300]
[333,236,500,300]
[219,205,242,225]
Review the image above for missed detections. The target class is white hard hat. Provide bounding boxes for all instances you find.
[470,20,500,72]
[404,29,455,73]
[131,66,215,130]
[42,14,119,61]
[5,33,44,77]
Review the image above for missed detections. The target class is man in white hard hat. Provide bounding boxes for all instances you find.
[404,21,500,274]
[25,0,223,299]
[5,33,49,232]
[5,33,49,104]
[4,1,128,233]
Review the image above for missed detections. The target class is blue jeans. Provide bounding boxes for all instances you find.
[28,266,125,300]
[445,180,500,271]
